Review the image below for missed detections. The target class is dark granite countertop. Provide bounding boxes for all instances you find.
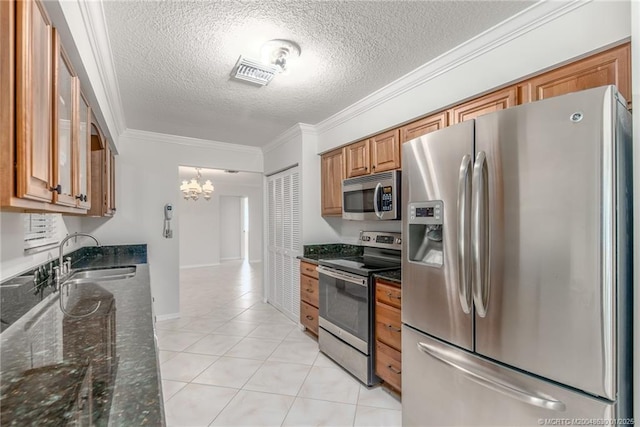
[0,246,164,426]
[298,243,363,265]
[374,269,402,284]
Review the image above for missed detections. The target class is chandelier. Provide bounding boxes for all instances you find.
[180,168,214,201]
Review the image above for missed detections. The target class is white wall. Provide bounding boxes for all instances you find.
[179,185,261,267]
[178,195,219,268]
[81,130,263,318]
[264,125,342,245]
[219,196,242,260]
[0,213,84,281]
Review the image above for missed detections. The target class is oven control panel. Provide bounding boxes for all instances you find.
[359,231,402,249]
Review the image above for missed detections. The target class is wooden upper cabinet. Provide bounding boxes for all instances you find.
[76,92,91,210]
[15,0,54,203]
[450,86,517,124]
[321,147,345,216]
[107,146,116,215]
[345,139,370,178]
[89,121,116,217]
[371,129,401,173]
[518,43,631,109]
[400,111,448,144]
[0,0,14,206]
[52,30,79,207]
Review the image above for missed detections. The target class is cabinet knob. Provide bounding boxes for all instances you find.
[50,184,62,194]
[306,315,314,321]
[75,194,87,202]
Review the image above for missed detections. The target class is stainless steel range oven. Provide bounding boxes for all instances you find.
[317,231,401,386]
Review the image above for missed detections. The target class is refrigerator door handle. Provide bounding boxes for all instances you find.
[417,341,566,412]
[457,154,472,314]
[373,183,383,219]
[471,151,490,317]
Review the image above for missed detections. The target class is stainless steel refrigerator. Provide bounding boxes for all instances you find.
[401,85,633,426]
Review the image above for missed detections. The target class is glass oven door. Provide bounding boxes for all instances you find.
[317,266,370,354]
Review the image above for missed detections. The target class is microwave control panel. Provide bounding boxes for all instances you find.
[408,201,443,225]
[380,186,393,211]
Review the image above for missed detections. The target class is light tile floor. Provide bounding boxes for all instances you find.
[156,261,402,427]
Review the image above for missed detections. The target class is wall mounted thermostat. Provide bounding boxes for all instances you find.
[163,203,173,238]
[164,203,173,220]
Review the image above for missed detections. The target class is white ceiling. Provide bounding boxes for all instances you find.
[103,1,535,147]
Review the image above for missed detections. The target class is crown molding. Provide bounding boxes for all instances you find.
[122,129,263,154]
[314,0,588,135]
[262,123,317,153]
[76,0,127,137]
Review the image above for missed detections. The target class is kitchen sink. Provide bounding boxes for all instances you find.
[64,266,137,285]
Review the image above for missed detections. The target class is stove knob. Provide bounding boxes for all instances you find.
[396,238,402,244]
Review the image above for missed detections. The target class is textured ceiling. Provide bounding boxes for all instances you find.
[103,1,535,147]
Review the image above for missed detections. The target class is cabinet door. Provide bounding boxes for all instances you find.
[0,0,14,205]
[52,31,78,207]
[109,150,116,214]
[76,92,91,209]
[15,0,54,202]
[450,86,517,124]
[371,129,400,173]
[320,147,345,216]
[519,43,631,109]
[400,111,448,144]
[104,144,113,215]
[345,139,370,178]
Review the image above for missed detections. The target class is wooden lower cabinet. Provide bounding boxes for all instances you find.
[376,341,402,392]
[374,277,402,392]
[300,300,319,336]
[299,261,319,337]
[375,302,401,350]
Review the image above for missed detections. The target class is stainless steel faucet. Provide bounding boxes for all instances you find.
[56,232,101,289]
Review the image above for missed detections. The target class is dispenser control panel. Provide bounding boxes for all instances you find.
[408,201,443,225]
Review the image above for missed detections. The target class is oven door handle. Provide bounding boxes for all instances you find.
[316,266,368,287]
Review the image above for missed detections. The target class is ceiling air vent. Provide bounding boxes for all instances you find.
[231,56,278,86]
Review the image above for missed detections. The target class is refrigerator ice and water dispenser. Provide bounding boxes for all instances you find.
[408,201,444,267]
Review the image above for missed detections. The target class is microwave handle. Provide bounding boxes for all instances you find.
[373,183,383,219]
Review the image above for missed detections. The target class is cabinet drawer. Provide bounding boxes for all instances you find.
[376,282,401,309]
[376,340,402,391]
[300,261,319,279]
[375,302,402,351]
[300,274,319,307]
[300,301,319,336]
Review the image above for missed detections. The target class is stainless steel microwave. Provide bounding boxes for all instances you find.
[342,170,401,220]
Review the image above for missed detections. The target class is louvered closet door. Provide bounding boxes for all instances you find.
[266,167,301,321]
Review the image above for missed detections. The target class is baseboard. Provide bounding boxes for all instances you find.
[180,263,219,269]
[155,312,180,322]
[220,257,241,261]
